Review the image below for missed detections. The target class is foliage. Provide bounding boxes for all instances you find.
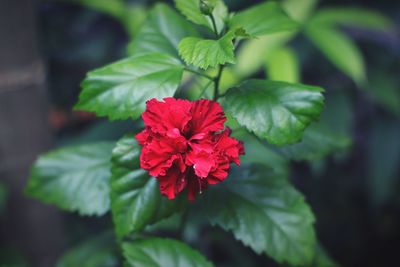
[69,0,147,37]
[75,53,184,121]
[110,135,185,238]
[204,165,316,266]
[224,80,324,145]
[123,237,214,267]
[178,31,236,69]
[26,142,114,216]
[228,2,299,37]
[0,182,7,215]
[57,232,119,267]
[305,23,366,85]
[26,0,395,266]
[128,3,199,59]
[174,0,227,34]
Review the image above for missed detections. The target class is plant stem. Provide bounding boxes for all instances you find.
[209,13,219,38]
[202,12,224,101]
[218,91,227,99]
[198,79,213,99]
[184,68,214,80]
[213,65,223,100]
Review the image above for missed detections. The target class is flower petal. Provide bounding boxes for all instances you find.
[215,128,245,165]
[189,99,226,135]
[157,164,187,200]
[135,128,152,145]
[186,150,216,178]
[140,135,186,177]
[136,97,244,200]
[142,98,192,134]
[207,156,230,184]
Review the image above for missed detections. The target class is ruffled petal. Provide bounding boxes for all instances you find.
[135,128,152,145]
[139,134,186,177]
[189,134,214,154]
[186,150,216,178]
[136,97,244,201]
[189,99,226,135]
[142,98,192,134]
[215,128,245,165]
[157,164,187,200]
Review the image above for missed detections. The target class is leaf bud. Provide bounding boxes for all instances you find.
[200,0,213,16]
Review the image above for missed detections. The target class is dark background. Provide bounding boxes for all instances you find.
[0,0,399,266]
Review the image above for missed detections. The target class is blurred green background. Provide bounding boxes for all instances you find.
[0,0,399,266]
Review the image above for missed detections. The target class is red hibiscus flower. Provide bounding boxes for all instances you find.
[135,98,245,201]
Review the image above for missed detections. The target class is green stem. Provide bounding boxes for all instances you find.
[209,13,219,38]
[218,91,227,99]
[198,80,213,99]
[213,65,223,100]
[184,68,214,80]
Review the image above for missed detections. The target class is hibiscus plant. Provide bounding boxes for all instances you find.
[26,0,357,266]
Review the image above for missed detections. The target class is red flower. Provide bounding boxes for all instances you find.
[136,98,245,201]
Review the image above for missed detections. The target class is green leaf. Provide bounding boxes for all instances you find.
[0,249,29,267]
[128,4,199,58]
[320,91,354,136]
[123,5,148,37]
[366,71,400,116]
[224,79,324,146]
[178,31,236,69]
[110,135,184,238]
[232,131,289,177]
[76,0,125,19]
[234,32,294,77]
[57,231,119,267]
[0,182,7,214]
[312,7,394,31]
[204,165,316,266]
[229,2,299,37]
[26,143,114,216]
[282,0,318,23]
[265,46,300,83]
[305,24,366,85]
[123,238,213,267]
[366,119,400,207]
[75,53,184,121]
[174,0,227,34]
[75,0,149,38]
[313,245,340,267]
[219,68,240,93]
[279,123,351,161]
